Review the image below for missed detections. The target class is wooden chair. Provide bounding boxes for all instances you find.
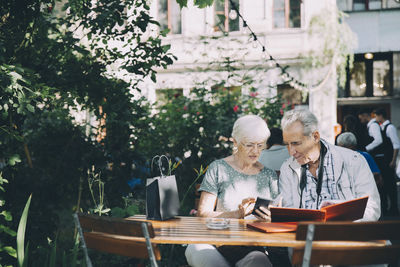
[73,213,161,267]
[292,220,400,267]
[194,183,201,210]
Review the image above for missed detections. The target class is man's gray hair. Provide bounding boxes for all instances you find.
[336,132,357,148]
[232,114,270,143]
[281,109,318,136]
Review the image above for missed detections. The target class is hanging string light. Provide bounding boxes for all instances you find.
[227,0,332,91]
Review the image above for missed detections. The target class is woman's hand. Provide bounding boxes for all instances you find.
[254,196,282,222]
[238,197,256,218]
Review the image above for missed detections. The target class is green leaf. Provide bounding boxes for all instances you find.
[2,246,17,258]
[150,72,156,82]
[8,155,21,166]
[110,207,125,218]
[194,0,214,8]
[70,232,80,267]
[49,240,57,267]
[162,44,171,53]
[125,205,139,216]
[26,104,34,113]
[17,194,32,267]
[0,224,17,236]
[176,0,188,8]
[1,210,12,221]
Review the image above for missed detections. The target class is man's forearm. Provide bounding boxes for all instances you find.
[391,149,399,166]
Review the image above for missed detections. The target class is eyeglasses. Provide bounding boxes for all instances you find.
[241,142,266,151]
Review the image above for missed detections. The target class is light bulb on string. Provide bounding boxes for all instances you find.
[231,5,310,89]
[242,21,249,34]
[261,52,268,60]
[267,60,275,68]
[229,9,237,20]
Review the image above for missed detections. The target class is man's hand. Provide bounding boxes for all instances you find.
[389,160,396,169]
[320,199,344,208]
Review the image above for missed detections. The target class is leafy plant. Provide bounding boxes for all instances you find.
[17,194,32,267]
[110,193,142,218]
[0,173,16,264]
[1,0,174,264]
[180,165,208,210]
[303,6,357,88]
[87,167,110,216]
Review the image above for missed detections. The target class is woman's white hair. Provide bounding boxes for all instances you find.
[336,132,357,148]
[232,114,270,143]
[281,109,318,136]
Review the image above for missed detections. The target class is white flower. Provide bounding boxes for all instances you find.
[197,151,202,158]
[184,150,192,158]
[199,127,204,133]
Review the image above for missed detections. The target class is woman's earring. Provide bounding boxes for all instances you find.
[233,146,238,154]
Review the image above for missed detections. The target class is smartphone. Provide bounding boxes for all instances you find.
[251,197,271,216]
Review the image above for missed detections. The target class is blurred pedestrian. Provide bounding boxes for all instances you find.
[374,108,399,216]
[259,127,290,173]
[336,114,369,151]
[358,108,382,154]
[336,132,382,188]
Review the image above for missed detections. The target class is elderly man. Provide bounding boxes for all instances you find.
[279,109,381,221]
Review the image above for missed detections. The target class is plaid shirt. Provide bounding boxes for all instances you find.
[303,140,339,209]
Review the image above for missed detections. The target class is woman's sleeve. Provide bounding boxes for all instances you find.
[268,169,279,199]
[198,161,219,196]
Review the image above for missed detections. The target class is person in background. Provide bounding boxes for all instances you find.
[374,108,400,216]
[279,109,380,221]
[358,108,388,213]
[336,114,369,151]
[358,109,383,155]
[336,132,382,188]
[259,127,290,173]
[185,114,278,267]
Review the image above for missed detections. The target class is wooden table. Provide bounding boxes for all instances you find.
[127,215,384,248]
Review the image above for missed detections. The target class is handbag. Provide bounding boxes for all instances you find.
[146,155,180,220]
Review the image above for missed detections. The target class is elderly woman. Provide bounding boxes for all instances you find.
[185,114,279,267]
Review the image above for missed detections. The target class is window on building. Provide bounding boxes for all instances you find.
[337,0,400,11]
[158,0,182,34]
[345,53,393,97]
[273,0,301,28]
[214,0,239,32]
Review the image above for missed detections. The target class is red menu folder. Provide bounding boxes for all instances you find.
[270,196,369,222]
[247,222,298,233]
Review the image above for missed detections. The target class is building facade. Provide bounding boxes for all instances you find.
[336,0,400,129]
[141,0,354,142]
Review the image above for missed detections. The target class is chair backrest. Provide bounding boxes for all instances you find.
[75,213,161,266]
[194,183,201,210]
[292,220,400,266]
